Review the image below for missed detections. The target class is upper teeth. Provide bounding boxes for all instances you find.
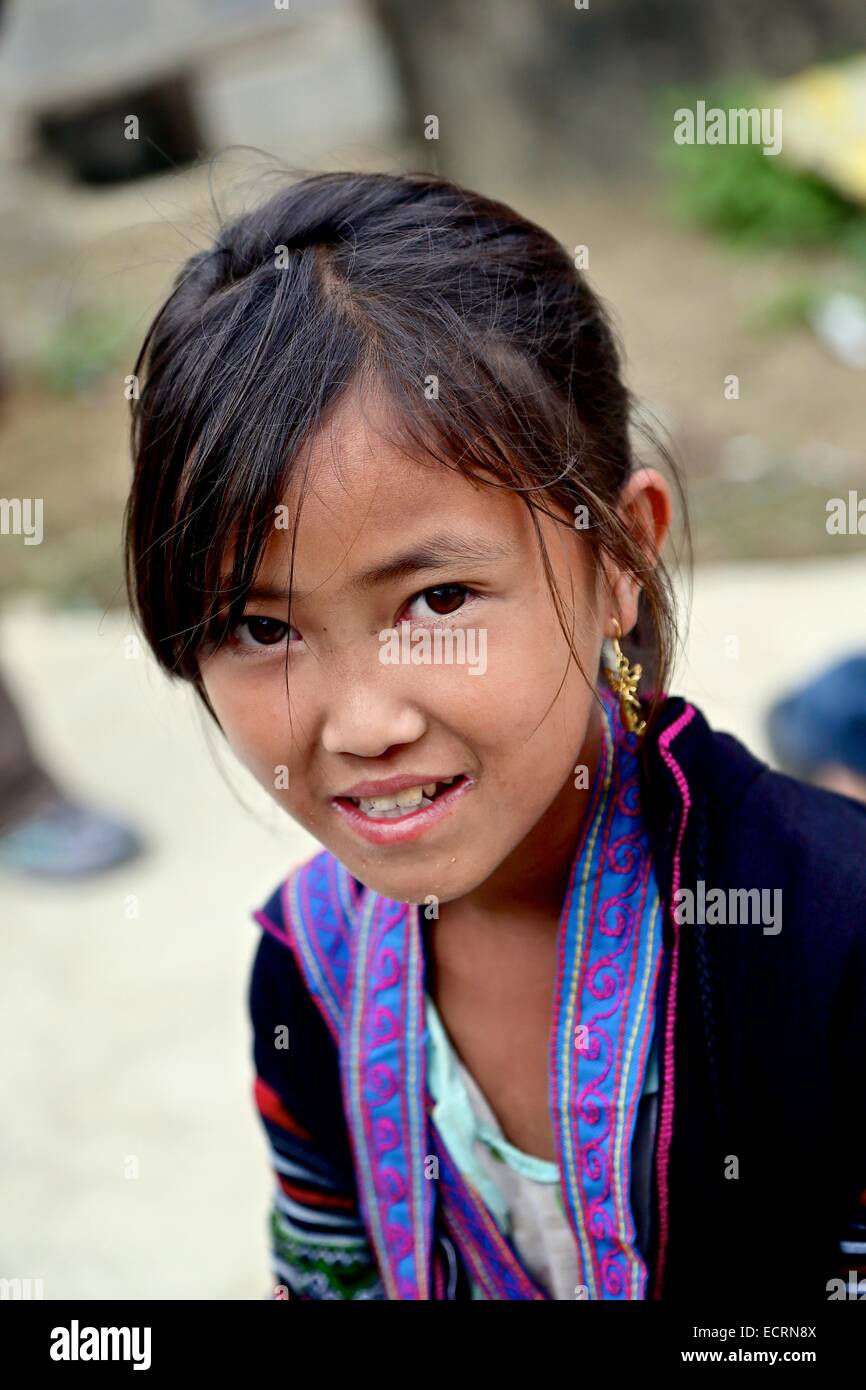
[355,777,455,815]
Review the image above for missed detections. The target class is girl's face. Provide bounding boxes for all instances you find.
[198,392,656,909]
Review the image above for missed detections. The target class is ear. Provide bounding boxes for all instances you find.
[605,469,673,639]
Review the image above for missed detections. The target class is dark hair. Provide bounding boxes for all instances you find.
[124,169,685,730]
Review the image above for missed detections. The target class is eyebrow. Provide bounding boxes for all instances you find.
[241,531,516,603]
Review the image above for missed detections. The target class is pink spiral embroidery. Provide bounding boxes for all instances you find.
[601,1254,626,1296]
[373,1114,401,1151]
[368,1062,399,1103]
[373,945,401,991]
[589,1203,617,1240]
[378,1168,408,1205]
[384,1222,413,1260]
[587,961,624,1002]
[371,1004,401,1046]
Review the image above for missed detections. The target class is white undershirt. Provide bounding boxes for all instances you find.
[456,1056,581,1300]
[426,992,578,1300]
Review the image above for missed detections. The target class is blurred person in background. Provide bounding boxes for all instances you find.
[0,344,142,876]
[0,666,144,876]
[768,653,866,805]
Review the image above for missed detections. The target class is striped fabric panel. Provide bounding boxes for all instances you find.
[253,1075,386,1300]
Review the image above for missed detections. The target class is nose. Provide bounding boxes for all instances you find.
[320,667,427,758]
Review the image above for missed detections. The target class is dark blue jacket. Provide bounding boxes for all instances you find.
[248,695,866,1300]
[639,695,866,1300]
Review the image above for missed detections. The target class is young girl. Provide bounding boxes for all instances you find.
[124,170,866,1302]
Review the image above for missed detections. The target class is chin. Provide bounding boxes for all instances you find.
[343,860,482,909]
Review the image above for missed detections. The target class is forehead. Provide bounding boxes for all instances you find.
[260,392,533,589]
[294,393,491,524]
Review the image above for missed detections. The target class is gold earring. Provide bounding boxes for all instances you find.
[605,619,646,737]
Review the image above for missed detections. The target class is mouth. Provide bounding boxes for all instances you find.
[331,775,474,845]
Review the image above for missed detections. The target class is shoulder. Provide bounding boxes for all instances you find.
[650,704,866,1140]
[252,845,337,946]
[644,698,866,999]
[649,695,866,901]
[248,846,339,1019]
[704,725,866,921]
[248,851,349,1149]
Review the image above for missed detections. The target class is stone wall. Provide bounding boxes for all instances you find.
[372,0,866,182]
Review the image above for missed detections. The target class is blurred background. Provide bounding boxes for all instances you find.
[1,0,865,1299]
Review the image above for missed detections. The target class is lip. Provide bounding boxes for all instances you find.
[335,773,462,799]
[331,774,476,845]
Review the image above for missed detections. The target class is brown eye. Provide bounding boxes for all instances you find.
[234,616,291,647]
[411,585,469,618]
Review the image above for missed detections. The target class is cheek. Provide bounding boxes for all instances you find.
[480,592,599,733]
[199,665,301,790]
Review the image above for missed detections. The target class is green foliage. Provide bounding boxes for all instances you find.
[33,305,137,395]
[655,82,866,252]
